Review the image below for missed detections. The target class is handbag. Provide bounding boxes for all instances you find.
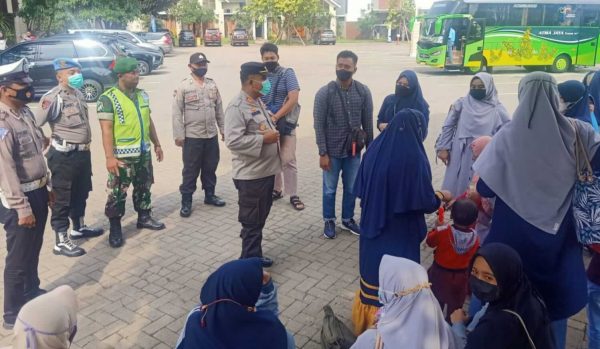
[269,68,301,136]
[571,120,600,245]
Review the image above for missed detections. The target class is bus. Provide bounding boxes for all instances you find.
[416,0,600,73]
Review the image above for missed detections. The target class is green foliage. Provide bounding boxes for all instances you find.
[232,8,254,31]
[357,11,379,39]
[169,0,215,26]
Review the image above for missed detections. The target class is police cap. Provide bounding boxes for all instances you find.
[189,52,210,64]
[0,58,33,85]
[53,58,82,71]
[241,62,268,76]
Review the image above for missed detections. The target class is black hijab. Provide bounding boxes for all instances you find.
[466,243,555,349]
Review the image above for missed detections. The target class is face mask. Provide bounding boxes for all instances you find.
[265,61,279,72]
[336,69,353,82]
[68,73,84,89]
[468,275,500,303]
[470,89,486,100]
[258,79,271,96]
[7,85,35,103]
[193,67,208,77]
[395,85,411,97]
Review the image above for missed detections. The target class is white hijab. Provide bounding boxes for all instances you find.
[376,255,457,349]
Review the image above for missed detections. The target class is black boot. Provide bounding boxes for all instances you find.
[109,218,124,248]
[180,193,192,217]
[137,210,166,230]
[53,231,86,257]
[70,217,104,239]
[204,191,226,207]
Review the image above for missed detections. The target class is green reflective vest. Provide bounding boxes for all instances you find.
[101,87,151,158]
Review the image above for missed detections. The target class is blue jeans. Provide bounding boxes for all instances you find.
[552,319,567,349]
[322,155,361,222]
[589,280,600,349]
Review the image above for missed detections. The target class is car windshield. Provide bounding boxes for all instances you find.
[140,32,164,40]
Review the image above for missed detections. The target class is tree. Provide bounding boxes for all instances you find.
[358,11,379,39]
[169,0,215,37]
[140,0,177,15]
[385,0,415,41]
[245,0,329,45]
[232,8,254,32]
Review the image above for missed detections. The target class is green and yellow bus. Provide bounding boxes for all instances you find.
[416,0,600,73]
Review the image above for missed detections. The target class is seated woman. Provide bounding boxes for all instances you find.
[451,243,555,349]
[8,285,79,349]
[176,258,294,349]
[351,255,457,349]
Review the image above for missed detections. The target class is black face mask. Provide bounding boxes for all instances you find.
[7,85,35,103]
[193,67,208,77]
[469,275,500,303]
[395,85,411,97]
[470,89,486,100]
[336,69,353,82]
[265,61,279,72]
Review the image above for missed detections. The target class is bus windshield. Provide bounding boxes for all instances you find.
[427,1,464,16]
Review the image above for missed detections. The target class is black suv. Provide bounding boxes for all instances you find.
[179,30,196,47]
[0,38,116,102]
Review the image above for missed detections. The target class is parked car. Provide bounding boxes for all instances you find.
[204,29,222,46]
[179,30,196,47]
[230,28,249,46]
[137,32,173,54]
[69,29,162,53]
[0,38,116,102]
[313,29,336,45]
[53,33,162,76]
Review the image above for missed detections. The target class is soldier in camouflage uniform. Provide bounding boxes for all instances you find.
[97,57,165,248]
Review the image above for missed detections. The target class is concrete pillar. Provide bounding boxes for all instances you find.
[410,20,421,57]
[263,16,268,40]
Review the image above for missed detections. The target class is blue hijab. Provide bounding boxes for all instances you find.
[558,80,591,124]
[176,258,288,349]
[355,108,439,239]
[377,70,430,138]
[586,71,600,127]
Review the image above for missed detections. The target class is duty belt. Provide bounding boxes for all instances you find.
[21,176,48,193]
[52,139,91,152]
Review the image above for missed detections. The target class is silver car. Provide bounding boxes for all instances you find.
[68,29,162,53]
[137,32,173,54]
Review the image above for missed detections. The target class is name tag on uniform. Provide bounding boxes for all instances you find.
[184,91,199,103]
[251,109,261,116]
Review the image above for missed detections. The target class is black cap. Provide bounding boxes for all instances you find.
[0,58,33,85]
[189,53,210,64]
[240,62,268,76]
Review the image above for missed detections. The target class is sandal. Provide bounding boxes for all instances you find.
[273,190,283,200]
[290,196,305,211]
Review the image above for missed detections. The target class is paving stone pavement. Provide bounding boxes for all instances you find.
[0,43,593,348]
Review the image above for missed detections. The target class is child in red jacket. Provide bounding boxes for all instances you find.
[427,198,480,319]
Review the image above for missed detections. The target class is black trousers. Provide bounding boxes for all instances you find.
[234,176,274,259]
[180,137,219,196]
[46,147,92,232]
[2,187,48,323]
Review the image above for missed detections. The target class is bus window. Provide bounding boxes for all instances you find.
[525,5,544,26]
[506,6,524,26]
[544,5,578,26]
[467,20,484,42]
[582,5,600,27]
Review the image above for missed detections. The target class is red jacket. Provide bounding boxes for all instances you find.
[426,225,480,270]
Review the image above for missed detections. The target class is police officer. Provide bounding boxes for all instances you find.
[0,59,51,328]
[173,53,226,218]
[97,57,165,248]
[224,62,281,268]
[38,58,103,258]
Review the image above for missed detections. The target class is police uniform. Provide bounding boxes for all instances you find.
[97,57,165,248]
[224,62,281,266]
[0,59,49,327]
[172,53,225,217]
[37,58,103,258]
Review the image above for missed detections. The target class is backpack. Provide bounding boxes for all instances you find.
[320,305,356,349]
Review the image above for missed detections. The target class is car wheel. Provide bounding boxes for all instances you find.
[80,79,102,103]
[138,61,151,76]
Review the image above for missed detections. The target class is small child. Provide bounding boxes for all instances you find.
[427,198,480,319]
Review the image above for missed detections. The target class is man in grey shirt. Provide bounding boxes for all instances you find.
[225,62,281,268]
[313,50,373,239]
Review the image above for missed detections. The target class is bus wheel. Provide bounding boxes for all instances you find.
[551,55,571,73]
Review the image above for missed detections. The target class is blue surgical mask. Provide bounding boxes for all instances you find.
[259,79,271,96]
[68,73,84,89]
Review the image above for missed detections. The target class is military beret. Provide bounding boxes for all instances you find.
[189,52,210,64]
[240,62,268,76]
[53,58,82,71]
[0,58,33,85]
[112,56,139,74]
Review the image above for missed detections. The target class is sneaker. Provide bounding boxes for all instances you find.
[323,221,336,239]
[70,226,104,239]
[261,257,274,268]
[3,320,14,330]
[342,219,361,236]
[53,233,86,257]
